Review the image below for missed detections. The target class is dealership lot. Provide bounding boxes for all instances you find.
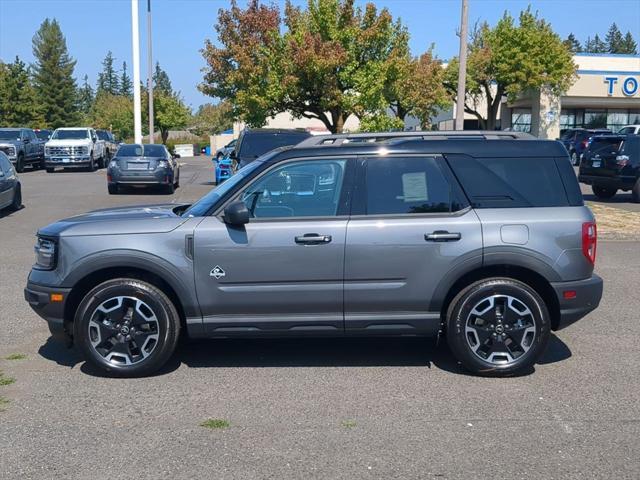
[1,157,639,479]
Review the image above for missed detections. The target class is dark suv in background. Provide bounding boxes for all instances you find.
[579,134,640,202]
[231,128,312,169]
[560,128,611,165]
[25,131,602,378]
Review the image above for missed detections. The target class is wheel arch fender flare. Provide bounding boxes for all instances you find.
[62,249,201,319]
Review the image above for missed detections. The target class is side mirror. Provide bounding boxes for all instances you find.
[223,201,250,226]
[172,153,180,159]
[229,150,237,160]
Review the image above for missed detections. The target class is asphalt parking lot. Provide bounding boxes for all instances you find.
[1,157,639,479]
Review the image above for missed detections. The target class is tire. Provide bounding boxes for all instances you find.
[446,277,550,377]
[10,183,22,211]
[39,157,46,170]
[46,167,54,173]
[570,151,579,166]
[632,179,640,203]
[74,278,181,377]
[174,170,180,188]
[15,154,24,173]
[87,155,95,172]
[108,184,118,195]
[592,185,616,200]
[165,182,175,194]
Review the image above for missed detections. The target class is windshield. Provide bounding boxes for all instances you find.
[182,161,263,217]
[0,130,21,140]
[239,133,309,159]
[116,144,166,157]
[34,130,51,140]
[52,129,89,140]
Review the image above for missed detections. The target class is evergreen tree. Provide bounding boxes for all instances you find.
[153,62,173,95]
[583,36,594,52]
[620,31,638,54]
[97,51,120,96]
[0,57,44,127]
[563,33,582,53]
[605,23,624,53]
[120,61,133,96]
[77,74,95,117]
[31,18,78,127]
[591,34,607,53]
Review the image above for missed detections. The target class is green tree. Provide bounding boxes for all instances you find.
[605,23,624,53]
[192,102,233,135]
[31,18,78,127]
[620,31,638,54]
[0,57,45,127]
[77,74,95,120]
[97,51,120,96]
[563,33,582,53]
[201,0,409,133]
[120,61,133,97]
[90,93,134,140]
[444,9,576,130]
[152,92,191,143]
[591,34,607,53]
[153,62,173,95]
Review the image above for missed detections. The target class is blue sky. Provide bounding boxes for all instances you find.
[1,0,639,110]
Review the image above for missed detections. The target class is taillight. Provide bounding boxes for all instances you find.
[581,139,589,148]
[616,155,630,167]
[582,222,597,266]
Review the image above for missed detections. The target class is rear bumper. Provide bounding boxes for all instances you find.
[24,281,72,342]
[578,174,636,190]
[550,274,603,330]
[110,170,171,185]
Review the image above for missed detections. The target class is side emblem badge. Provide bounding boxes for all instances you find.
[210,265,226,279]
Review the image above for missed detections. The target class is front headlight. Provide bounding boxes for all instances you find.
[157,160,169,169]
[108,160,118,169]
[34,237,57,270]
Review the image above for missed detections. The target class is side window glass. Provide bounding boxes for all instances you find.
[241,159,347,218]
[365,157,455,215]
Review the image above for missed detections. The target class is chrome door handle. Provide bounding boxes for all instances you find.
[295,234,332,245]
[425,231,461,242]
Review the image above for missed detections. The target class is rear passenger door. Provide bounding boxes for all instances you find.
[344,155,483,335]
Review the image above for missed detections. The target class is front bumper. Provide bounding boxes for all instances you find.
[46,155,91,168]
[550,274,603,330]
[24,281,72,343]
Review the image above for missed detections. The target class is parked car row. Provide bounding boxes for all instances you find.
[0,126,120,173]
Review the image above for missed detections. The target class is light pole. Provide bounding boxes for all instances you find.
[147,0,154,143]
[455,0,469,131]
[131,0,142,144]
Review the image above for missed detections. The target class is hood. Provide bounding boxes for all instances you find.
[0,140,21,146]
[46,139,92,147]
[38,203,190,237]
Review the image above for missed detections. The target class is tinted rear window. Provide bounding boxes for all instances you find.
[447,155,569,208]
[239,133,310,159]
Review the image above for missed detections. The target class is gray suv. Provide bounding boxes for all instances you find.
[25,131,603,377]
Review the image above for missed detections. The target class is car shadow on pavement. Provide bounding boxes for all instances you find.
[37,333,572,378]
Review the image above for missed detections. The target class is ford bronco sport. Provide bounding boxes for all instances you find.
[25,131,603,377]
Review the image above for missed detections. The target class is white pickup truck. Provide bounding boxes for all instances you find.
[44,127,106,172]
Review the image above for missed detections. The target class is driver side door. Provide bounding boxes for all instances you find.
[193,157,354,336]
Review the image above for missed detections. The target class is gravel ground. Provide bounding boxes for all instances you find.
[0,158,639,479]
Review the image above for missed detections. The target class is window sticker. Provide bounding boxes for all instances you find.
[400,171,428,202]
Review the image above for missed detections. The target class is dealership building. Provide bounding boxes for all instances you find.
[437,53,640,138]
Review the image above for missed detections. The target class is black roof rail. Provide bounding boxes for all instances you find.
[295,130,535,147]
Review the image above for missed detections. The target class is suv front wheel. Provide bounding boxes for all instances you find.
[74,279,180,377]
[446,278,550,376]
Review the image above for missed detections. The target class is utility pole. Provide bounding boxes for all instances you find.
[455,0,469,131]
[147,0,154,143]
[131,0,142,144]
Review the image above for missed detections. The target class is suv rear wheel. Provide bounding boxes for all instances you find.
[632,179,640,203]
[74,279,180,377]
[446,278,550,376]
[592,185,616,199]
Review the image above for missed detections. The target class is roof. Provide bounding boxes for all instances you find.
[263,130,568,161]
